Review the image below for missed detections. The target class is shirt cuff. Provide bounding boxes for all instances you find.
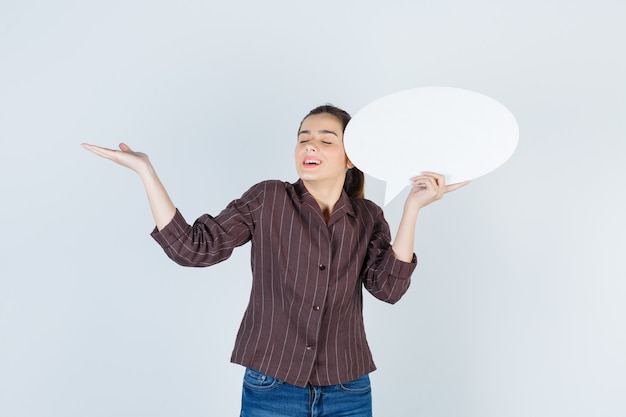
[380,250,417,279]
[150,209,189,249]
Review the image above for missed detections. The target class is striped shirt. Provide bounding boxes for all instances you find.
[151,179,416,387]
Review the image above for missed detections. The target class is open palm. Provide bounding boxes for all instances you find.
[81,142,151,174]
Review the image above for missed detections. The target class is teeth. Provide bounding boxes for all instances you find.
[305,160,320,165]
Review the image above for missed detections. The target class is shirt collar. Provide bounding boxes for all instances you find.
[293,179,356,219]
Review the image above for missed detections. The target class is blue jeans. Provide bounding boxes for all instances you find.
[240,368,373,417]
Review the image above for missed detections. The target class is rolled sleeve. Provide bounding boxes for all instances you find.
[149,183,261,267]
[360,205,418,304]
[363,249,416,304]
[151,209,190,249]
[378,249,417,280]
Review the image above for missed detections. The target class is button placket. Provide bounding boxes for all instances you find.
[314,263,326,313]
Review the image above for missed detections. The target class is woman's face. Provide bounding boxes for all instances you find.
[295,113,353,187]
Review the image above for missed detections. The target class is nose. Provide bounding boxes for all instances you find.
[305,141,318,152]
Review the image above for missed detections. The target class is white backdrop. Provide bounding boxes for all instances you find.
[1,1,625,416]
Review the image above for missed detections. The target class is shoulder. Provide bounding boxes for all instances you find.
[247,180,293,194]
[239,180,295,202]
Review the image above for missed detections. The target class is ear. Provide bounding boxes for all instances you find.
[346,158,355,169]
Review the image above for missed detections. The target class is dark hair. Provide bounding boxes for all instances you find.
[299,105,365,199]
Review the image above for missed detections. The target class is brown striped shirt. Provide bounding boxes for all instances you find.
[151,179,416,387]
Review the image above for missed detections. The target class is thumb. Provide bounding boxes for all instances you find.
[119,143,132,152]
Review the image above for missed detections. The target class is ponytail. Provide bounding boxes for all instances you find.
[344,167,365,199]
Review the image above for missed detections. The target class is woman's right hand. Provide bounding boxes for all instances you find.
[81,142,176,229]
[81,142,152,175]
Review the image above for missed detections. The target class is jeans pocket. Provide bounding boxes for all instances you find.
[243,368,281,391]
[339,374,371,394]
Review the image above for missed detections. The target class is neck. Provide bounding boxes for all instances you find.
[302,179,344,222]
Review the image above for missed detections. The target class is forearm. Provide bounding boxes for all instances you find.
[138,165,176,231]
[391,205,419,262]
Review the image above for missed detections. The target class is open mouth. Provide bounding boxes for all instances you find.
[303,159,321,165]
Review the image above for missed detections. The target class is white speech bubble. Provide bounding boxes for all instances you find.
[343,87,519,205]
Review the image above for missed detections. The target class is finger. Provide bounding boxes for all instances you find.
[81,143,119,161]
[421,171,446,187]
[416,174,446,199]
[81,143,102,154]
[119,143,132,152]
[445,180,471,193]
[411,177,443,200]
[81,143,107,151]
[81,143,115,152]
[410,176,436,189]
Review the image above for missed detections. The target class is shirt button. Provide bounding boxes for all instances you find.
[313,305,321,311]
[319,264,326,270]
[306,345,315,351]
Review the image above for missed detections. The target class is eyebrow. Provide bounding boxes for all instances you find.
[298,129,339,137]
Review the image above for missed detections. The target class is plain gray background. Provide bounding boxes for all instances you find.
[1,0,625,416]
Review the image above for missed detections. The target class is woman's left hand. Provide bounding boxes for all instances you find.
[405,172,469,210]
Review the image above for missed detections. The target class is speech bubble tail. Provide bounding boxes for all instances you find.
[383,180,409,206]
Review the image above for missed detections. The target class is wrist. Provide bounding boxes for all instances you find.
[137,161,157,179]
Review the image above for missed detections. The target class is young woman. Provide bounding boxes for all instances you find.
[82,105,467,417]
